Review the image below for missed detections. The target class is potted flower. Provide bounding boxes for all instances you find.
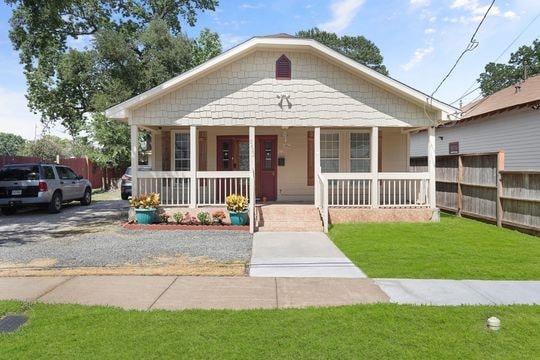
[129,192,160,224]
[225,194,249,225]
[212,210,227,225]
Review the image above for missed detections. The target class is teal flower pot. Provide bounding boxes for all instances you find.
[135,208,156,224]
[228,210,248,225]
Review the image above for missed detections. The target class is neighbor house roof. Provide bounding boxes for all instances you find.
[105,35,457,121]
[461,74,540,120]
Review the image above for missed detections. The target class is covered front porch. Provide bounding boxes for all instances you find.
[129,124,437,233]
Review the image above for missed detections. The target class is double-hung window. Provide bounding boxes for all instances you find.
[350,132,370,172]
[320,133,339,173]
[174,132,190,171]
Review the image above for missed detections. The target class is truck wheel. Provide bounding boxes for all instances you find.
[48,191,62,213]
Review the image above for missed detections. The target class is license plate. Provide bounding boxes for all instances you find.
[11,190,22,196]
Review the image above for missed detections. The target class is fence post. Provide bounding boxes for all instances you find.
[457,155,463,216]
[496,151,505,227]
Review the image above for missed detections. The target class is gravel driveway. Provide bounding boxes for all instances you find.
[0,200,252,272]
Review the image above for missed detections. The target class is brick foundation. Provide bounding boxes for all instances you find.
[328,208,438,223]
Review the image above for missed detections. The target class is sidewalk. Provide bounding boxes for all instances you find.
[376,279,540,305]
[249,232,366,278]
[0,276,387,310]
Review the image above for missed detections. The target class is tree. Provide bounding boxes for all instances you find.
[0,132,26,155]
[478,39,540,96]
[7,0,220,166]
[17,135,73,161]
[296,27,388,75]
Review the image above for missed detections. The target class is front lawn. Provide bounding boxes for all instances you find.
[0,301,538,359]
[329,214,540,280]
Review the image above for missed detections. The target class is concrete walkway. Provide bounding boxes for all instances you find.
[0,276,388,311]
[376,279,540,305]
[249,232,366,278]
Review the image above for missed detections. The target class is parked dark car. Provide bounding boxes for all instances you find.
[0,163,92,215]
[120,166,151,200]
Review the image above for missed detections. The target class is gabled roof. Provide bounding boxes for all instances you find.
[461,74,540,119]
[105,36,457,121]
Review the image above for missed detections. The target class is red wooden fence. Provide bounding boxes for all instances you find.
[0,155,122,190]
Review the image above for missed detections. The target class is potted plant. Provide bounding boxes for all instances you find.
[129,192,160,224]
[225,194,249,225]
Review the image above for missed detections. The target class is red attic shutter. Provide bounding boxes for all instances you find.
[276,55,291,80]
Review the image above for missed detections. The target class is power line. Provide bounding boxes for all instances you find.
[451,11,540,106]
[430,0,496,98]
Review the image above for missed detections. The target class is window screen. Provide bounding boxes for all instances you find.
[350,133,370,172]
[174,133,190,171]
[320,133,339,173]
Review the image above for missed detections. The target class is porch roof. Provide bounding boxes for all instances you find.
[105,36,458,123]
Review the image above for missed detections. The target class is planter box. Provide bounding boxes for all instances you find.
[134,208,156,224]
[228,210,249,225]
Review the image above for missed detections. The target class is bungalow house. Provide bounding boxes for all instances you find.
[105,35,457,233]
[410,74,540,169]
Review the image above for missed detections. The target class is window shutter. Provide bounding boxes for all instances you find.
[198,131,207,171]
[276,55,291,80]
[307,131,314,186]
[162,131,171,171]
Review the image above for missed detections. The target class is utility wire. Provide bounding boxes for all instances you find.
[451,11,540,106]
[430,0,496,98]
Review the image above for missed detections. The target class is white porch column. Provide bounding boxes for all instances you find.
[427,126,436,208]
[249,126,255,234]
[189,125,197,208]
[314,127,321,207]
[130,124,139,198]
[370,127,379,208]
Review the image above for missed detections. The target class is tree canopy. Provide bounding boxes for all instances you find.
[296,27,388,75]
[478,39,540,96]
[7,0,220,167]
[0,132,26,156]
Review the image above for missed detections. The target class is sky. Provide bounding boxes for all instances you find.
[0,0,539,140]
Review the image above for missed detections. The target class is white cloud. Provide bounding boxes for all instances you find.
[401,46,434,71]
[503,10,517,19]
[240,3,264,9]
[220,33,248,50]
[410,0,430,7]
[319,0,366,34]
[424,28,436,34]
[448,0,517,24]
[0,88,69,140]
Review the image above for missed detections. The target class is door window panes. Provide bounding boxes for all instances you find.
[174,133,190,171]
[239,142,249,171]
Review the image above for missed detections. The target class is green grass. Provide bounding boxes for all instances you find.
[92,188,121,201]
[329,213,540,280]
[0,301,538,359]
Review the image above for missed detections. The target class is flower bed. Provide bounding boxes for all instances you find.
[123,223,249,231]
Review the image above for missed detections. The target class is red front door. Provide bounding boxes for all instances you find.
[256,136,277,201]
[216,135,278,202]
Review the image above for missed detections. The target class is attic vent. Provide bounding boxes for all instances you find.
[276,55,291,80]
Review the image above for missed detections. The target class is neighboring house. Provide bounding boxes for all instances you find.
[410,74,540,170]
[106,35,456,232]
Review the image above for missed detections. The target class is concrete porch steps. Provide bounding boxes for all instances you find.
[256,204,323,232]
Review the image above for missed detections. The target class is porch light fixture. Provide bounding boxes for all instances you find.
[277,93,292,109]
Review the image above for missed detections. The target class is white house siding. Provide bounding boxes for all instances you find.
[410,108,540,170]
[131,50,437,128]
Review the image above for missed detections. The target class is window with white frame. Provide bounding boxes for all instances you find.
[320,133,339,172]
[350,132,370,172]
[174,132,190,171]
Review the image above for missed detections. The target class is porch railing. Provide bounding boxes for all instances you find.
[137,171,191,206]
[317,172,431,232]
[196,171,250,206]
[136,171,252,207]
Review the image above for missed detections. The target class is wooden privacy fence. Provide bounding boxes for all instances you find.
[411,152,540,233]
[0,155,122,190]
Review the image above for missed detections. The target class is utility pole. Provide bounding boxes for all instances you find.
[523,60,528,80]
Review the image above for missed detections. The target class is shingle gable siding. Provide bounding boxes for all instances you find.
[132,50,436,127]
